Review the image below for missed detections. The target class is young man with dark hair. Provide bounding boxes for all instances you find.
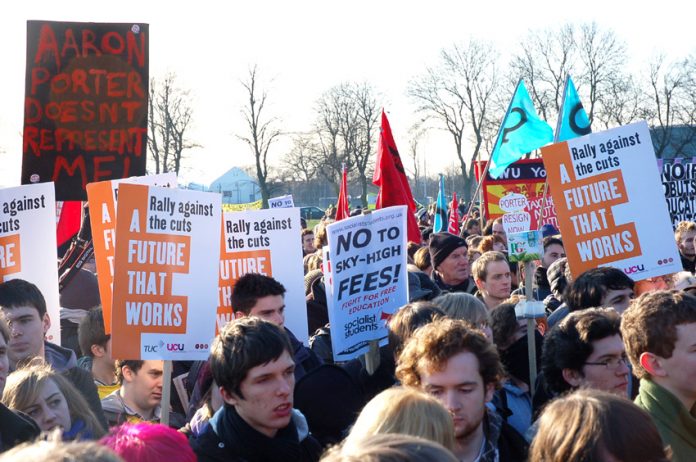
[547,266,634,328]
[77,307,118,399]
[542,308,629,398]
[0,278,107,430]
[231,273,321,380]
[621,290,696,460]
[472,251,512,310]
[191,317,322,462]
[675,220,696,273]
[0,316,40,451]
[396,317,527,462]
[101,359,183,428]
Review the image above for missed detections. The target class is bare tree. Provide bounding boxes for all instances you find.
[310,82,380,206]
[238,66,282,208]
[148,73,196,174]
[408,39,499,201]
[509,24,577,122]
[313,85,351,193]
[577,22,628,125]
[350,83,380,207]
[283,133,319,182]
[408,123,427,188]
[645,55,696,157]
[592,74,645,129]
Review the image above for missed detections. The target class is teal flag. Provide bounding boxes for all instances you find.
[489,80,553,179]
[555,75,591,142]
[433,174,448,233]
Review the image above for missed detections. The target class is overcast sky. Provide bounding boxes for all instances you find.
[1,0,693,187]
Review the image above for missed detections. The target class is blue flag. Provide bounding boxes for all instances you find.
[555,75,591,142]
[489,80,553,179]
[433,174,448,233]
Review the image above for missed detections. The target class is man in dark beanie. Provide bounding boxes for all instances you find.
[429,232,477,294]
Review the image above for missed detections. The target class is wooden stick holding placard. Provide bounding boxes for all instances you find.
[359,208,382,375]
[524,260,537,396]
[160,360,172,426]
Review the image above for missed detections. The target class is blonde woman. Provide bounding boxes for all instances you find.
[342,387,455,452]
[2,361,105,440]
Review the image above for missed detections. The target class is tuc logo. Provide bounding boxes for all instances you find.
[623,264,645,275]
[143,340,165,353]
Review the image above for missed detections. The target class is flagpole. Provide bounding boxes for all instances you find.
[554,75,570,144]
[462,79,522,236]
[538,75,570,227]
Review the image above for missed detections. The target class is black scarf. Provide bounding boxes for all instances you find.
[499,332,543,389]
[215,405,303,462]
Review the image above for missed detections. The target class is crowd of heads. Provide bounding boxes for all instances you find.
[0,205,695,461]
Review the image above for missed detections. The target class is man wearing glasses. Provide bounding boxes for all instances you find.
[541,308,630,398]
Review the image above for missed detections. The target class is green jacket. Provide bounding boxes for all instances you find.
[635,378,696,461]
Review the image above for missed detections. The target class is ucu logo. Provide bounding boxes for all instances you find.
[167,343,184,351]
[623,265,645,275]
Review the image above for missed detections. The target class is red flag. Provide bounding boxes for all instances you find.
[448,192,460,235]
[56,201,82,247]
[373,110,421,244]
[336,165,350,221]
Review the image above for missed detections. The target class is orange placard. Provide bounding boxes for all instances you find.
[216,215,273,333]
[542,142,642,277]
[111,184,191,359]
[87,181,118,333]
[0,234,22,282]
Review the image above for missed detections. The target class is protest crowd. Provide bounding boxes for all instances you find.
[2,20,696,462]
[1,195,696,462]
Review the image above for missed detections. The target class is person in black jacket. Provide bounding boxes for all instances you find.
[190,317,322,462]
[396,318,528,462]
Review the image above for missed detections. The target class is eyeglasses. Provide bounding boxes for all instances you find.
[584,356,629,370]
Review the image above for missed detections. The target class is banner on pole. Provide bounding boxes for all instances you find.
[325,206,408,362]
[542,121,681,279]
[111,184,220,360]
[0,183,60,343]
[86,173,176,333]
[22,21,149,201]
[217,208,307,341]
[476,159,557,230]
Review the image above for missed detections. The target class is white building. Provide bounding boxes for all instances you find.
[208,167,261,204]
